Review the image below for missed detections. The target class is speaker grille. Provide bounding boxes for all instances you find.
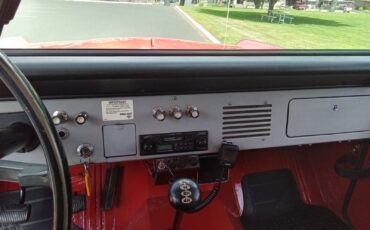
[222,104,272,139]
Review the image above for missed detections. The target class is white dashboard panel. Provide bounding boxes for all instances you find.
[2,87,370,165]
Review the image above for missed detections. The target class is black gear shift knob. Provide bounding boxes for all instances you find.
[168,178,201,212]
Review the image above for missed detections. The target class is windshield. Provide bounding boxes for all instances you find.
[1,0,369,49]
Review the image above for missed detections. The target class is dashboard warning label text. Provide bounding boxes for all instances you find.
[102,100,134,121]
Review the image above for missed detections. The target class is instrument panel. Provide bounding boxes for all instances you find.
[3,87,370,165]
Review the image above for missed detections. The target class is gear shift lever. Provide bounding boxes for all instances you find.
[169,178,201,212]
[168,178,201,230]
[168,143,239,229]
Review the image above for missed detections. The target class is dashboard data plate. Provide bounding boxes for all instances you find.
[102,100,134,121]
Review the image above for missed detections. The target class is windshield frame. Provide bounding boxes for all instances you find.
[5,49,370,57]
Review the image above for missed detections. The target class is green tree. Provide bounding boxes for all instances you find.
[254,0,263,8]
[330,0,337,11]
[286,0,298,6]
[268,0,278,11]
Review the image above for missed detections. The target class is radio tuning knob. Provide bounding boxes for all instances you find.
[187,106,199,118]
[153,107,166,121]
[52,111,68,125]
[195,136,207,147]
[143,141,154,152]
[171,106,183,119]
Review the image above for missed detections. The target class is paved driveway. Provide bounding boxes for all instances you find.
[2,0,207,43]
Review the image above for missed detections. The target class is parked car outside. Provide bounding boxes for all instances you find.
[294,2,307,10]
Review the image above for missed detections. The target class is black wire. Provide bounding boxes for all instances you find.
[166,164,176,182]
[143,160,155,176]
[342,141,369,230]
[187,167,226,213]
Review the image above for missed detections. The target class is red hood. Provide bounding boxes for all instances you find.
[0,37,280,50]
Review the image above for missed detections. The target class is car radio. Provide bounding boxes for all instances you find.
[139,131,208,156]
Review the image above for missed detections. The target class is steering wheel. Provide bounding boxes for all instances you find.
[0,51,71,230]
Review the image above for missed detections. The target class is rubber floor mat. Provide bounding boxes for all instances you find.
[241,169,351,230]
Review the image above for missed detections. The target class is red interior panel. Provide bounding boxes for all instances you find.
[1,142,369,230]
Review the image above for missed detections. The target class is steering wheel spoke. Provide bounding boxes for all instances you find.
[0,50,71,230]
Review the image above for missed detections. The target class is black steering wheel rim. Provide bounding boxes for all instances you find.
[0,50,71,230]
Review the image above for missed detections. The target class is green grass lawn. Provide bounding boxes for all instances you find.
[182,6,370,49]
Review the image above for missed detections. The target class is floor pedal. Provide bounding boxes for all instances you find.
[0,204,30,224]
[241,169,350,230]
[100,166,123,211]
[0,187,52,230]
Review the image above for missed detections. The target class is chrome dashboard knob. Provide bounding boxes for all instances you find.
[52,111,68,125]
[75,112,88,125]
[187,106,199,118]
[153,107,166,121]
[171,106,183,119]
